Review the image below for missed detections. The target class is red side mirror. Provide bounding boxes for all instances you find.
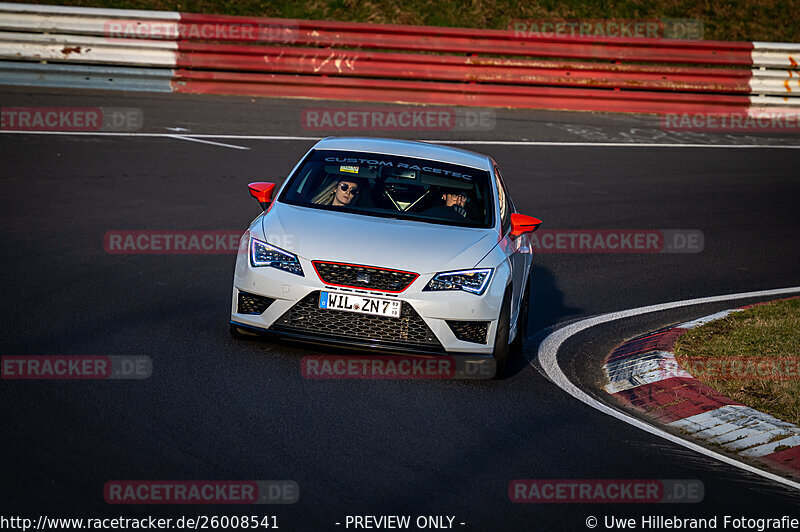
[248,182,276,211]
[510,213,542,238]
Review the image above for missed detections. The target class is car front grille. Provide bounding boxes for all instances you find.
[237,291,275,315]
[447,320,489,344]
[312,261,418,293]
[272,291,442,350]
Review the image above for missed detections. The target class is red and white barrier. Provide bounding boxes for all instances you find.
[0,2,798,115]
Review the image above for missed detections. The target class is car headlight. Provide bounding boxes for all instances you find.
[250,237,304,276]
[424,268,493,295]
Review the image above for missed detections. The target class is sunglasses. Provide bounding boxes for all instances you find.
[339,183,359,194]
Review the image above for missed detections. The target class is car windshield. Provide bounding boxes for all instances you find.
[278,149,494,228]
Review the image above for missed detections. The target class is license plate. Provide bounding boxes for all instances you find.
[319,291,401,318]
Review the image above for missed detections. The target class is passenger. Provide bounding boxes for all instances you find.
[332,179,360,206]
[312,177,363,207]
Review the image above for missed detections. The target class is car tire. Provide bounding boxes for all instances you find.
[492,287,512,379]
[510,272,531,354]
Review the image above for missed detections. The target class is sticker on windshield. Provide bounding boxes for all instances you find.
[324,157,473,180]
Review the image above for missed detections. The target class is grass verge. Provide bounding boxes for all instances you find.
[675,298,800,425]
[18,0,800,43]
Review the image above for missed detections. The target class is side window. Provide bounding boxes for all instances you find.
[293,166,314,198]
[494,166,511,233]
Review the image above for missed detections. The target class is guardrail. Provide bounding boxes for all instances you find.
[1,2,798,114]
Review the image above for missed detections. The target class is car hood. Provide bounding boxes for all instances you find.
[256,203,498,274]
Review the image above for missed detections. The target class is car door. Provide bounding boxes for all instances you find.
[493,164,531,332]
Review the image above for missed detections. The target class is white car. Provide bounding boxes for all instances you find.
[230,137,541,376]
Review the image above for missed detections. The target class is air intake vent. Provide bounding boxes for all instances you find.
[447,321,489,344]
[313,262,418,292]
[273,291,441,349]
[237,291,275,315]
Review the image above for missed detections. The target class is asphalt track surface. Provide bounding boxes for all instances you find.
[2,88,800,530]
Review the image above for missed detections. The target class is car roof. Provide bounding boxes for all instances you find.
[312,137,492,171]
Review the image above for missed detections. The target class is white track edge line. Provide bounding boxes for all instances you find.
[166,134,250,150]
[0,131,321,141]
[536,285,800,491]
[1,130,800,148]
[428,141,800,148]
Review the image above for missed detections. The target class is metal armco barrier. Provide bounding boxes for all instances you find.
[1,2,798,115]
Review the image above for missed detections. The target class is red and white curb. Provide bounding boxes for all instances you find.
[536,286,800,491]
[604,300,800,476]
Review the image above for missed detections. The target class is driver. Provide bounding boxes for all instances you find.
[421,187,471,220]
[441,189,468,218]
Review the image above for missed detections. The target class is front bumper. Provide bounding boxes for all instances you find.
[230,249,507,356]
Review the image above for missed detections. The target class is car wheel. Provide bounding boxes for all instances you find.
[492,287,512,379]
[510,272,531,354]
